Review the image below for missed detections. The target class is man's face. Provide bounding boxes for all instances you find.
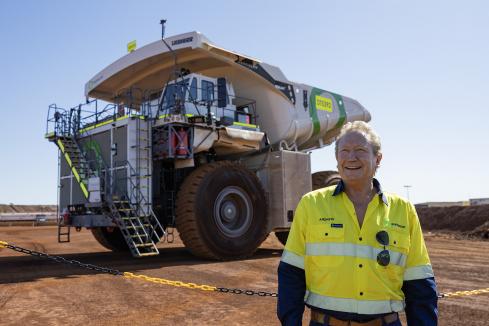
[336,132,382,185]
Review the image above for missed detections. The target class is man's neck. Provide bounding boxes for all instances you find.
[344,180,375,204]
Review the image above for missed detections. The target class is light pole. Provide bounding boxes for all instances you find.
[404,185,412,201]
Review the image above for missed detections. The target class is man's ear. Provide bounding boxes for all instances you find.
[376,152,383,168]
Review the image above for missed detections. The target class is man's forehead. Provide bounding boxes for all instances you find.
[337,132,370,147]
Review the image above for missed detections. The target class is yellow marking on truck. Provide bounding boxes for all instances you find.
[315,95,333,112]
[57,139,65,152]
[79,114,137,134]
[116,115,129,122]
[96,119,116,128]
[80,182,89,198]
[79,119,113,133]
[79,125,96,133]
[72,168,81,183]
[64,153,72,167]
[158,114,194,119]
[233,122,258,128]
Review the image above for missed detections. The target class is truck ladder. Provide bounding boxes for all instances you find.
[55,136,94,199]
[109,195,160,257]
[108,158,165,257]
[53,136,95,243]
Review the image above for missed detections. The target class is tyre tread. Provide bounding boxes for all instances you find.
[176,161,268,260]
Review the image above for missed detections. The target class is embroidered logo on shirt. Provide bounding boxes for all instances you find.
[391,222,406,229]
[319,217,335,222]
[331,223,343,228]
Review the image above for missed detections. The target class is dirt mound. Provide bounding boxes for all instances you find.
[417,204,489,239]
[467,221,489,240]
[0,204,57,214]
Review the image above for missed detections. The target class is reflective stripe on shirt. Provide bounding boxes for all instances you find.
[305,290,405,315]
[281,249,305,269]
[403,264,434,281]
[305,242,407,267]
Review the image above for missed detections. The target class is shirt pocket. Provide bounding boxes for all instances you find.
[375,230,410,284]
[306,224,345,242]
[389,230,410,257]
[305,225,345,268]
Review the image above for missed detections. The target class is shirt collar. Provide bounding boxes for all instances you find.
[332,178,389,206]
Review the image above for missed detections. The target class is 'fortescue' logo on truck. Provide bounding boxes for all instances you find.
[171,37,193,46]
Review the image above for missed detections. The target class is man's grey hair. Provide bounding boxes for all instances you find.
[335,121,382,155]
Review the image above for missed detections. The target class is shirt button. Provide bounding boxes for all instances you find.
[359,237,363,241]
[324,233,329,236]
[360,292,364,296]
[359,264,363,268]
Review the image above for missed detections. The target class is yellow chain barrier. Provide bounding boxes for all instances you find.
[2,239,489,298]
[440,288,489,298]
[123,272,217,292]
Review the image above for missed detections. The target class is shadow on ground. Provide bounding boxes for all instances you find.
[0,246,283,284]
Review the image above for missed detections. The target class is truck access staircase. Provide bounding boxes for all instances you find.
[55,137,93,199]
[46,104,165,257]
[110,160,166,257]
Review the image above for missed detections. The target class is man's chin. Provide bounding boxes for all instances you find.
[340,174,369,183]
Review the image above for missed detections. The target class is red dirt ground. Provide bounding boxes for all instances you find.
[0,226,488,325]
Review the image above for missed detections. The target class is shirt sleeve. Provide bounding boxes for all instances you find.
[402,277,438,326]
[404,203,434,281]
[277,261,306,326]
[277,197,308,325]
[402,203,438,325]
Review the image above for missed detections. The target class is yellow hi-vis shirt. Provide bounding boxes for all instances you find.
[281,184,434,315]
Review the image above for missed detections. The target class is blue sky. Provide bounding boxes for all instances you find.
[0,0,488,204]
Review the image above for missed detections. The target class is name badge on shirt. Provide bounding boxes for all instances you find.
[331,223,343,228]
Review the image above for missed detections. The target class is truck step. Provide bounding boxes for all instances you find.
[135,243,154,248]
[138,252,159,257]
[130,234,149,239]
[126,224,150,229]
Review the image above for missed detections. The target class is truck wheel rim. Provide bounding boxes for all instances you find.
[213,186,253,238]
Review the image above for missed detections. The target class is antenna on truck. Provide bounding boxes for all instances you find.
[157,19,184,115]
[160,19,178,80]
[160,19,166,39]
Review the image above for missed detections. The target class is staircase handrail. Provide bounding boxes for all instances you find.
[113,160,162,230]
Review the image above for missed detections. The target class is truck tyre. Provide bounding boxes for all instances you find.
[275,170,341,246]
[311,170,341,190]
[91,227,129,252]
[176,161,269,260]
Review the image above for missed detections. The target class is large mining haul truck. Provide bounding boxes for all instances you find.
[45,29,371,259]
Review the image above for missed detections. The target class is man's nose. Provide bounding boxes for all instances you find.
[347,150,357,160]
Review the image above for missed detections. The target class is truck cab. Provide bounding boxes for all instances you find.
[156,73,255,128]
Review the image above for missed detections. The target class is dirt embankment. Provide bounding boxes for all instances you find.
[0,204,56,214]
[417,204,489,240]
[2,203,488,239]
